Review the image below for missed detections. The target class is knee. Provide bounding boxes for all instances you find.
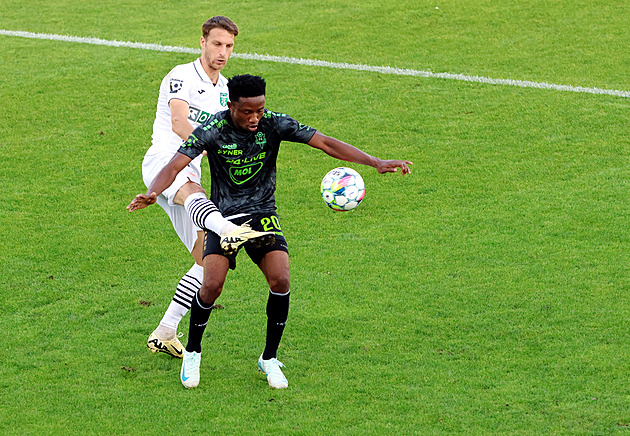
[182,181,206,197]
[268,274,290,295]
[199,278,224,304]
[174,182,206,205]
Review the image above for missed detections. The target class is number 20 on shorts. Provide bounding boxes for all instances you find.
[260,216,282,233]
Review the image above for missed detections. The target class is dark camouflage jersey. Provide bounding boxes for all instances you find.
[178,109,317,216]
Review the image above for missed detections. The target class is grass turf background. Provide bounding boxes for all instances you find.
[0,1,629,434]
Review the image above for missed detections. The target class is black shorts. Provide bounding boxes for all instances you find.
[202,211,288,270]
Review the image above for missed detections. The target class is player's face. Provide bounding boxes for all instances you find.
[228,96,266,132]
[200,28,235,72]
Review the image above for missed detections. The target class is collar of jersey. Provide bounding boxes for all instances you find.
[193,58,227,86]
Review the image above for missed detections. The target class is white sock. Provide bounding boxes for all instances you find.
[184,192,233,235]
[159,263,204,330]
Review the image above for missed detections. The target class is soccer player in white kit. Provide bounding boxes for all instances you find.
[136,16,273,358]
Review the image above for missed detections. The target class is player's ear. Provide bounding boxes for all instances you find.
[227,101,232,109]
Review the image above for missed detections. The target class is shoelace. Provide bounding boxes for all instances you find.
[185,352,201,366]
[265,358,286,375]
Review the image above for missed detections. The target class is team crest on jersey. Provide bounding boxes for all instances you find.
[255,132,266,149]
[169,79,183,93]
[220,92,228,106]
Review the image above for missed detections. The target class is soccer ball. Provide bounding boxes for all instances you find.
[320,167,365,211]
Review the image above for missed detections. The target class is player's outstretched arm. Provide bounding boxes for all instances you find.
[127,152,193,212]
[307,132,412,175]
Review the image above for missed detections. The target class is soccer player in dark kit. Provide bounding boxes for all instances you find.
[127,74,412,389]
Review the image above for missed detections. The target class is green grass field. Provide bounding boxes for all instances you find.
[1,1,629,434]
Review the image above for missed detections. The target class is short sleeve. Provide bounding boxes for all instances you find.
[166,65,194,105]
[177,127,206,160]
[272,112,317,144]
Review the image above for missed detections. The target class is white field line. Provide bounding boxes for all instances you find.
[2,29,629,98]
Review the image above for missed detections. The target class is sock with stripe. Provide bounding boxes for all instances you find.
[158,263,204,333]
[184,192,236,235]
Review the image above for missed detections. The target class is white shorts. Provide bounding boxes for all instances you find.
[142,152,204,253]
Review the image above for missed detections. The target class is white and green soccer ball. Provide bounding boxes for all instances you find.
[320,167,365,211]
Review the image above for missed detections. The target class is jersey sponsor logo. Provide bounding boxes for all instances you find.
[219,144,242,155]
[224,152,266,166]
[229,162,264,185]
[169,79,183,93]
[220,92,228,106]
[188,106,212,124]
[218,149,243,156]
[198,89,206,94]
[225,151,267,184]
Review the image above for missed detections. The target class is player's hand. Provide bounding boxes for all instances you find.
[376,159,413,175]
[126,192,158,212]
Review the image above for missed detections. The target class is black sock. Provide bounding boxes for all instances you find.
[186,292,214,353]
[262,291,290,360]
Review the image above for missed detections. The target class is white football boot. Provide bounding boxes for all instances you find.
[258,354,289,389]
[180,350,202,389]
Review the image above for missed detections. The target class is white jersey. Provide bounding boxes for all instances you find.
[141,58,229,252]
[147,58,229,157]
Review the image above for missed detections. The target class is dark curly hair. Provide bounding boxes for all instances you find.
[228,74,266,102]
